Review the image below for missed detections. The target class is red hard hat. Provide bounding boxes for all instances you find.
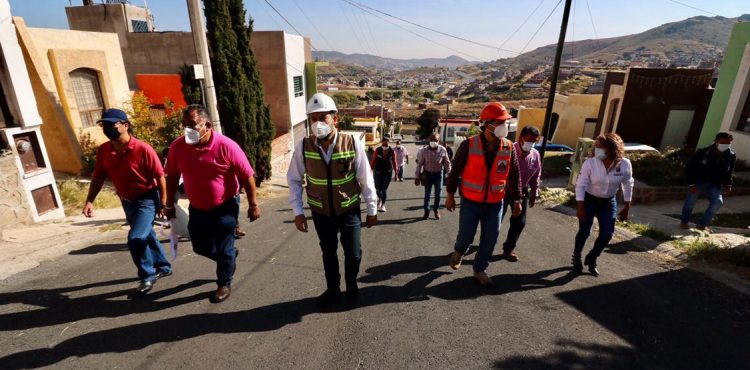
[480,102,513,122]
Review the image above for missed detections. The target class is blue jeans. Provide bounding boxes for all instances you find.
[423,171,443,211]
[374,171,392,205]
[574,193,617,258]
[188,196,239,287]
[681,182,723,227]
[398,165,405,180]
[311,208,362,290]
[121,189,172,283]
[453,199,504,272]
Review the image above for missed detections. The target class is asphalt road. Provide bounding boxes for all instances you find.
[1,141,749,369]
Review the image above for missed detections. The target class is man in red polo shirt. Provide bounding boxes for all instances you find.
[83,108,172,295]
[164,104,261,303]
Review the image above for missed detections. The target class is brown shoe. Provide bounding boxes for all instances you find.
[501,250,518,262]
[434,210,441,220]
[210,286,231,303]
[449,251,463,270]
[679,222,690,230]
[423,210,430,220]
[473,271,494,287]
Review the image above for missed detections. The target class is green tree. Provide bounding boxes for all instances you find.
[179,64,203,105]
[338,114,355,131]
[332,92,358,108]
[423,91,435,100]
[391,90,403,99]
[416,108,441,140]
[205,0,275,184]
[365,90,382,101]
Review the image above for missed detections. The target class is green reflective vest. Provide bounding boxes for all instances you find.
[303,132,361,216]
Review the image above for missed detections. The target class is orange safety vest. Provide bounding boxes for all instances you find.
[459,135,512,203]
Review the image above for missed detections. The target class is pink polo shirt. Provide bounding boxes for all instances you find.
[92,137,163,201]
[165,131,254,210]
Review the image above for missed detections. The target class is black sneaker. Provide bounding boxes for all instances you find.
[345,286,360,306]
[316,288,342,308]
[136,280,154,295]
[155,270,173,279]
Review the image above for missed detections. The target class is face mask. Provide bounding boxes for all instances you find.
[521,141,534,152]
[717,144,731,152]
[494,124,509,138]
[594,148,607,160]
[382,143,389,148]
[184,126,204,145]
[429,141,438,148]
[313,121,331,139]
[103,126,121,140]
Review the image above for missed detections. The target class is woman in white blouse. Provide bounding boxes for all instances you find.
[573,133,634,276]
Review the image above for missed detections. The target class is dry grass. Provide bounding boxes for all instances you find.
[57,179,120,216]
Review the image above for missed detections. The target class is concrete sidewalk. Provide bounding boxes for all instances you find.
[0,207,129,280]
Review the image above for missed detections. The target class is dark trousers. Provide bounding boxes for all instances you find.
[574,193,617,258]
[501,188,529,252]
[311,208,362,291]
[423,171,443,211]
[374,171,392,204]
[188,196,239,287]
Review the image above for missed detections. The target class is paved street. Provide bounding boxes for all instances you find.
[1,142,749,369]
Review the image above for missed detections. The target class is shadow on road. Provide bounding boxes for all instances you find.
[0,278,213,332]
[69,243,130,255]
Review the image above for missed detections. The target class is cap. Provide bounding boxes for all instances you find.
[97,108,128,124]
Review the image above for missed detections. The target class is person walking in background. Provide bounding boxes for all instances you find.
[415,134,451,220]
[83,108,172,295]
[680,132,736,231]
[371,137,398,212]
[499,126,542,262]
[573,133,634,277]
[393,139,409,182]
[164,104,261,303]
[445,102,522,287]
[288,93,377,307]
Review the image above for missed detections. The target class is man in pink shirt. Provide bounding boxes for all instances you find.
[164,105,261,303]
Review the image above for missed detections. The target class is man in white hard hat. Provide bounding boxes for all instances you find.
[287,93,378,308]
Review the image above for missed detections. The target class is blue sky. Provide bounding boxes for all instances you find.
[8,0,748,61]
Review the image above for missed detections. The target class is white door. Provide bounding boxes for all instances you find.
[661,109,694,150]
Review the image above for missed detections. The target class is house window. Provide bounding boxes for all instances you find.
[131,20,149,33]
[293,76,304,98]
[69,68,105,129]
[736,91,750,133]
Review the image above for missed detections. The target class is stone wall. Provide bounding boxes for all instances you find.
[270,132,293,178]
[0,155,31,230]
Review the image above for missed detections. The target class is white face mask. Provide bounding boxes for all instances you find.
[594,148,607,160]
[717,143,731,152]
[184,126,204,145]
[494,124,509,138]
[313,120,332,139]
[429,141,438,148]
[521,141,534,152]
[395,144,401,148]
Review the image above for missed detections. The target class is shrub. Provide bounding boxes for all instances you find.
[628,147,692,186]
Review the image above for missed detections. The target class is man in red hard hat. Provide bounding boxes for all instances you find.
[445,102,523,287]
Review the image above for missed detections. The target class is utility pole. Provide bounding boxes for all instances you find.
[187,0,221,133]
[380,75,385,138]
[539,0,573,167]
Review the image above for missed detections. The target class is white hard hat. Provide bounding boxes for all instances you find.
[307,93,338,114]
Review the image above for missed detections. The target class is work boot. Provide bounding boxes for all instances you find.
[584,254,599,277]
[571,254,583,274]
[679,222,690,230]
[449,251,463,270]
[423,210,430,220]
[345,282,360,306]
[473,271,494,287]
[210,286,231,303]
[316,288,342,308]
[434,210,441,220]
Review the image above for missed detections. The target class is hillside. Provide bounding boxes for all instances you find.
[471,14,749,73]
[312,51,475,70]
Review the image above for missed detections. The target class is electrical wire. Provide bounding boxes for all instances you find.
[498,0,547,50]
[585,0,598,39]
[666,0,722,17]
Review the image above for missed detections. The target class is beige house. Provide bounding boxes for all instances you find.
[517,94,602,148]
[15,17,131,174]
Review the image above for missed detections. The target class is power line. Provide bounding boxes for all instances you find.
[519,0,564,56]
[585,0,598,39]
[498,0,547,50]
[351,0,381,56]
[291,0,336,51]
[345,0,488,62]
[344,1,376,54]
[666,0,722,17]
[336,0,370,54]
[341,0,520,55]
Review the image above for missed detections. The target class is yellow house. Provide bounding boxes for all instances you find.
[517,94,602,147]
[353,117,381,147]
[14,17,132,174]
